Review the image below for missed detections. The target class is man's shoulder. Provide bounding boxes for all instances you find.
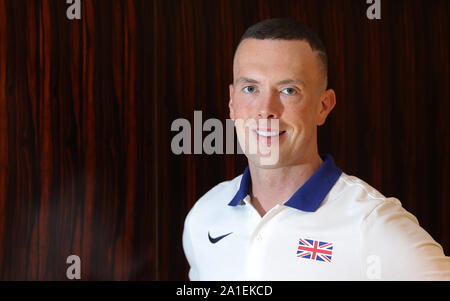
[199,174,243,204]
[186,173,243,220]
[336,172,386,200]
[332,174,449,280]
[326,172,404,217]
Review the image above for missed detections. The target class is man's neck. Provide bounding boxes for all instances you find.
[248,153,323,217]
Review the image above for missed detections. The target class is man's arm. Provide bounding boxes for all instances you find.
[182,211,199,280]
[360,198,450,280]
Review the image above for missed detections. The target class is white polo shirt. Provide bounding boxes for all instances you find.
[182,154,450,280]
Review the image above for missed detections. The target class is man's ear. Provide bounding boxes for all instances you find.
[229,84,235,120]
[316,89,336,126]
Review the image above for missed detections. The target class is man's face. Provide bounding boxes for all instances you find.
[229,38,335,168]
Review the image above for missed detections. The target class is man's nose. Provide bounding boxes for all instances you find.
[257,91,282,119]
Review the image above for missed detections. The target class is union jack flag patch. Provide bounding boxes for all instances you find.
[297,238,333,262]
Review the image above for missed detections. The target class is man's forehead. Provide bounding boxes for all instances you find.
[232,38,324,88]
[235,39,314,60]
[234,39,318,72]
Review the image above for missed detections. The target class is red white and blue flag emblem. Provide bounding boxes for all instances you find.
[297,238,333,262]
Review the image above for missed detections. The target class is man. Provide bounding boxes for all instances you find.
[182,18,450,280]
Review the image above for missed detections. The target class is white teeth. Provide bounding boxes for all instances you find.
[256,130,281,137]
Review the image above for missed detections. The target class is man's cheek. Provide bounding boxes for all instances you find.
[233,101,254,119]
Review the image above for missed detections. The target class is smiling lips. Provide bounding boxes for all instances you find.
[253,129,287,147]
[254,129,287,138]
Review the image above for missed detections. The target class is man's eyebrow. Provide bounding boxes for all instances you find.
[277,79,305,86]
[234,77,305,86]
[234,77,259,85]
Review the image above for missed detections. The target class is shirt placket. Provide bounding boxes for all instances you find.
[242,197,286,280]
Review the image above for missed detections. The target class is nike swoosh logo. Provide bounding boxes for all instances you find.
[208,231,233,244]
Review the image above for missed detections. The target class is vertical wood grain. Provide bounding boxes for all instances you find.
[0,0,448,280]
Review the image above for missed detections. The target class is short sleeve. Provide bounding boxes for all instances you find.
[360,198,450,280]
[182,211,199,281]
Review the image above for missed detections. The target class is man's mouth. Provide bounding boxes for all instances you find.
[254,129,287,138]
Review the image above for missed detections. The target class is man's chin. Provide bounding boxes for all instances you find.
[245,153,283,169]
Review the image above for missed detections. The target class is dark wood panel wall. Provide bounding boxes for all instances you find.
[0,0,448,280]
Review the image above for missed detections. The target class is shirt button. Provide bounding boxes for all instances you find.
[256,235,262,242]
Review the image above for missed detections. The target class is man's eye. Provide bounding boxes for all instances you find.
[243,86,256,93]
[281,88,297,95]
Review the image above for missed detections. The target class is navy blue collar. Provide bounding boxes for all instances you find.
[228,154,342,212]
